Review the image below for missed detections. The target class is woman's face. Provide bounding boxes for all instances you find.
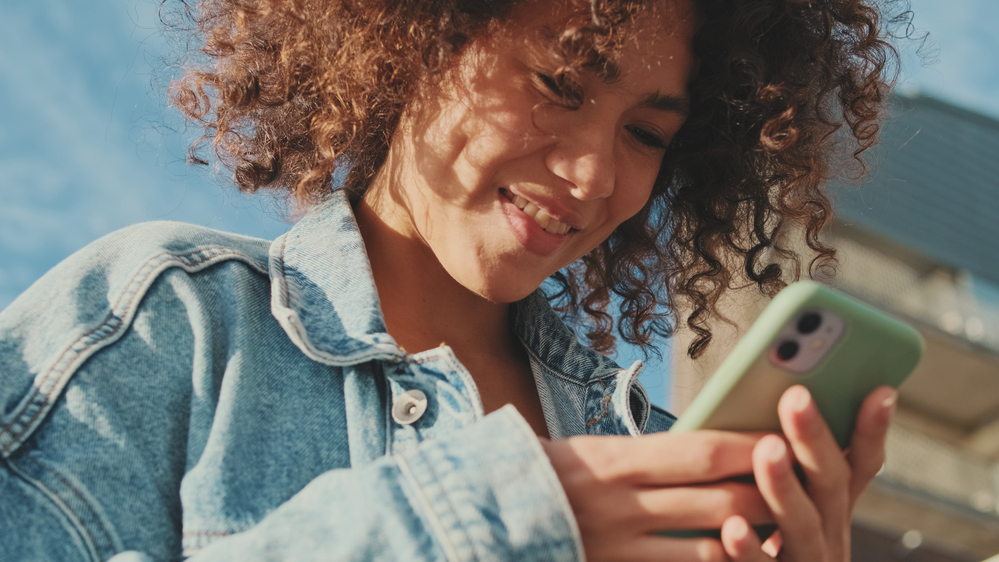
[367,0,697,303]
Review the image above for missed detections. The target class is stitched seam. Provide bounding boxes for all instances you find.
[406,350,485,419]
[617,361,651,437]
[438,352,485,419]
[271,235,403,367]
[397,455,465,562]
[1,248,218,437]
[271,230,293,324]
[2,249,240,445]
[514,333,591,389]
[1,248,265,455]
[181,530,239,558]
[379,364,394,457]
[408,355,441,365]
[586,394,613,427]
[504,409,586,560]
[0,312,121,453]
[5,455,104,562]
[22,453,120,556]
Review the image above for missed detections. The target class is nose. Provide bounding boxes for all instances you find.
[545,126,616,201]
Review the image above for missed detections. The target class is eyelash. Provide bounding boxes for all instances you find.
[626,125,668,150]
[533,72,564,99]
[533,71,669,151]
[532,71,585,110]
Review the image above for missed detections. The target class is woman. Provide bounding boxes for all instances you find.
[0,0,900,560]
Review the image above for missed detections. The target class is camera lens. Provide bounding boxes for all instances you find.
[776,340,799,361]
[797,312,822,334]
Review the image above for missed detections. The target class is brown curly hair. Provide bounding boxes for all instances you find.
[168,0,903,358]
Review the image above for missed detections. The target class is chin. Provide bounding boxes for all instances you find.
[461,271,545,304]
[473,282,539,305]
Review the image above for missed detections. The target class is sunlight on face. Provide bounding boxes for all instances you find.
[366,0,698,303]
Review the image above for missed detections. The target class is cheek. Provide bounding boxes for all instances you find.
[575,179,656,262]
[610,172,658,226]
[461,99,542,165]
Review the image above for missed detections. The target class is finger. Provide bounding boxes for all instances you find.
[761,530,782,557]
[567,431,765,486]
[631,482,773,532]
[603,535,730,562]
[846,386,897,504]
[777,386,851,529]
[752,434,826,561]
[721,515,772,561]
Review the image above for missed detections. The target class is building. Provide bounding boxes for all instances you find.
[671,93,999,561]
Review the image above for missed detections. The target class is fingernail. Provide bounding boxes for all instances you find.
[882,389,898,423]
[795,387,811,413]
[882,389,898,411]
[728,516,749,541]
[768,437,787,463]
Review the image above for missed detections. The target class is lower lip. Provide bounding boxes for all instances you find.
[499,193,570,256]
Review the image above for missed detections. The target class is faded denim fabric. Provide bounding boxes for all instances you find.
[0,189,675,561]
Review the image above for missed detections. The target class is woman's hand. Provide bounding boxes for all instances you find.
[541,384,897,562]
[720,385,898,561]
[541,429,774,561]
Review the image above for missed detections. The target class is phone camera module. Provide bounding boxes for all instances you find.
[776,340,799,361]
[797,312,822,335]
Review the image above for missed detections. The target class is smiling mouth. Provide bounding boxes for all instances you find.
[502,190,572,235]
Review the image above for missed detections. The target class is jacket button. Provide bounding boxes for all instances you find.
[392,389,428,425]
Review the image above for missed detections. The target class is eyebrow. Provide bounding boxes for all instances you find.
[641,92,690,117]
[534,26,690,117]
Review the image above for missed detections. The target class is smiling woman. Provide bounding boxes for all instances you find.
[0,0,902,560]
[360,1,695,300]
[171,0,897,358]
[354,0,698,437]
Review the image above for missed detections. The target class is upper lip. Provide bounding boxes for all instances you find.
[503,187,585,231]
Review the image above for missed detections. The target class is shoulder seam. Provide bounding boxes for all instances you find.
[0,246,268,458]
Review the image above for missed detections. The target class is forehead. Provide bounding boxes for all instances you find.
[500,0,697,41]
[494,0,698,74]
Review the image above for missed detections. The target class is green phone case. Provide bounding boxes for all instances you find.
[671,281,924,448]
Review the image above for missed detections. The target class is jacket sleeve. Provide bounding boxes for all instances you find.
[184,406,580,561]
[3,404,583,562]
[0,225,584,562]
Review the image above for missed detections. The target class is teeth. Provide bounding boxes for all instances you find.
[534,211,550,229]
[507,192,571,235]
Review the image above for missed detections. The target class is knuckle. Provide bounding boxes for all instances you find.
[577,436,630,482]
[821,455,850,485]
[687,433,727,476]
[813,463,852,500]
[814,450,852,483]
[714,483,764,521]
[722,484,758,518]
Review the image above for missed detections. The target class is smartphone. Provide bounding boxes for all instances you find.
[670,280,924,448]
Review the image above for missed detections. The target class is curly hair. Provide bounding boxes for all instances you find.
[168,0,902,358]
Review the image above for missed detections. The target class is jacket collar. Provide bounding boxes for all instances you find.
[511,291,627,385]
[269,189,405,366]
[267,189,645,417]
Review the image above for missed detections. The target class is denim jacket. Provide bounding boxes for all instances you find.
[0,189,675,561]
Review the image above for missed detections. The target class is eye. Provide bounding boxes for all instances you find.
[625,125,668,150]
[533,72,562,95]
[531,71,581,108]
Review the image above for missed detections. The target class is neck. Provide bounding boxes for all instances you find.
[354,187,517,356]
